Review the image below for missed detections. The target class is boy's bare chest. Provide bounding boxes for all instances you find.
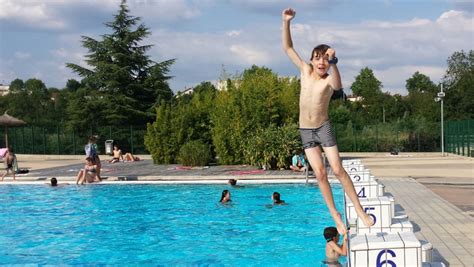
[300,76,331,97]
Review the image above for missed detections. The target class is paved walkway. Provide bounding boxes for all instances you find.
[379,177,473,267]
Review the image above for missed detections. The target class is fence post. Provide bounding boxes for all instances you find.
[462,120,466,156]
[43,128,46,154]
[130,125,134,154]
[468,120,471,157]
[21,127,25,154]
[73,130,76,155]
[457,121,461,155]
[57,126,60,155]
[375,124,379,152]
[351,124,355,152]
[417,131,420,152]
[31,126,35,154]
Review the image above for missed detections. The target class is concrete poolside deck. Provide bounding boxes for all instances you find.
[2,152,473,266]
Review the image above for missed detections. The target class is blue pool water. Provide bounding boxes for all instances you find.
[0,184,346,265]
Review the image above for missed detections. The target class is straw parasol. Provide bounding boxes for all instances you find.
[0,111,26,148]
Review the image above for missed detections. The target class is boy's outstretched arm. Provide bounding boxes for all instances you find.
[282,8,305,71]
[326,48,343,90]
[341,232,348,256]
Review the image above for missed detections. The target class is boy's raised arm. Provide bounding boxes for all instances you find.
[326,48,343,90]
[282,8,305,71]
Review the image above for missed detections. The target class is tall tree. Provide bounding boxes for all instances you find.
[2,78,52,125]
[350,67,384,123]
[66,0,174,127]
[405,71,439,122]
[441,50,474,120]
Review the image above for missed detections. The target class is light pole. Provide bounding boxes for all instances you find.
[435,84,445,156]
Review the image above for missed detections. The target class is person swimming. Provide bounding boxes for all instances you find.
[220,190,231,203]
[272,192,286,204]
[322,226,347,267]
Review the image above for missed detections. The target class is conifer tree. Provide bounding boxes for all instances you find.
[67,0,174,127]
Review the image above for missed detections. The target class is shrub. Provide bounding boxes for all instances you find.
[178,140,211,166]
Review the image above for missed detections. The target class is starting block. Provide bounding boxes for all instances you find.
[350,232,422,267]
[344,164,365,172]
[351,180,385,199]
[346,196,395,231]
[348,170,373,182]
[342,159,362,165]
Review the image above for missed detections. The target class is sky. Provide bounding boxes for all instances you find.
[0,0,472,95]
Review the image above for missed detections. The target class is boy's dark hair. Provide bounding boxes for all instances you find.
[228,179,237,186]
[273,192,281,201]
[324,226,338,241]
[220,189,230,202]
[310,44,330,60]
[51,177,58,186]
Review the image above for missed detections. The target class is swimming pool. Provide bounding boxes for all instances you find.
[0,184,346,265]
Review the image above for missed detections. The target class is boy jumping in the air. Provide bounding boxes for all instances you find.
[282,7,374,234]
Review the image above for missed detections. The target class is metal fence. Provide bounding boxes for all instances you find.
[333,122,440,153]
[1,125,147,155]
[446,120,473,157]
[1,121,455,155]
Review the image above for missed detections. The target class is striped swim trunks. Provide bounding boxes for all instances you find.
[299,120,337,149]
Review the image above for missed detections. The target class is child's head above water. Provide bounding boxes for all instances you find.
[324,226,339,242]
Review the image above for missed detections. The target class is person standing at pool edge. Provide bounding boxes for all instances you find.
[282,7,373,234]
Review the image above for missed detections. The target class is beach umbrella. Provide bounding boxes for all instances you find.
[0,111,26,148]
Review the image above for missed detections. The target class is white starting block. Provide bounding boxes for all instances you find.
[350,232,422,267]
[344,164,365,172]
[422,262,445,267]
[350,180,385,199]
[354,217,413,234]
[420,240,433,262]
[342,159,361,165]
[346,196,395,231]
[348,170,373,182]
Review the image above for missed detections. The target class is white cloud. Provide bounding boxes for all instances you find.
[229,45,270,65]
[374,65,445,94]
[226,30,242,37]
[0,0,195,30]
[128,0,204,22]
[0,0,66,29]
[13,51,31,60]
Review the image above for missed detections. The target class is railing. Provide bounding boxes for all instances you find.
[0,125,147,155]
[446,120,473,157]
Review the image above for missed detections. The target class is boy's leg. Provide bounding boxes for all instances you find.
[305,146,347,234]
[323,145,374,228]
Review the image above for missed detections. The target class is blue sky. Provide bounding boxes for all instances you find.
[0,0,472,95]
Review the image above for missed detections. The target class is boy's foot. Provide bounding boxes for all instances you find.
[334,213,347,235]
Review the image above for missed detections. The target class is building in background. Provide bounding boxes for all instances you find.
[0,85,10,96]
